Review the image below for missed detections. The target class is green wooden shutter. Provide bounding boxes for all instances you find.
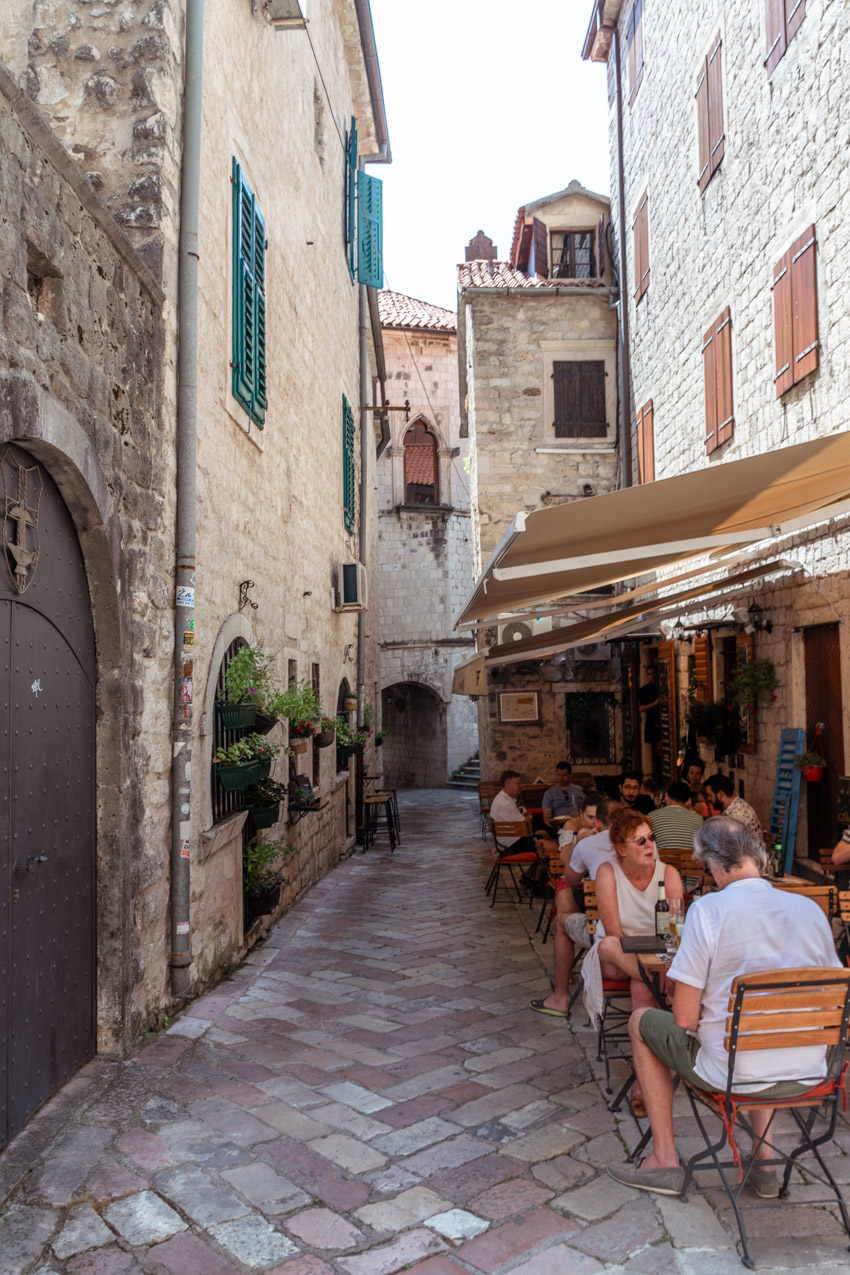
[342,394,355,533]
[357,171,383,288]
[231,158,267,427]
[345,118,358,281]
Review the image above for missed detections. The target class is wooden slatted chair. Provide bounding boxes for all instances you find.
[679,967,850,1270]
[477,781,501,839]
[836,891,850,965]
[771,879,835,918]
[486,818,536,908]
[584,880,632,1095]
[657,848,707,897]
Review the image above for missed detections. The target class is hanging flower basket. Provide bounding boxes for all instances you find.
[247,884,281,919]
[217,701,257,730]
[253,710,278,736]
[803,765,825,783]
[249,801,280,830]
[215,760,256,792]
[256,757,272,781]
[290,739,309,755]
[314,728,335,748]
[344,697,358,711]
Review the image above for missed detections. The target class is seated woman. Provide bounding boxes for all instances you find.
[556,791,601,864]
[582,807,684,1114]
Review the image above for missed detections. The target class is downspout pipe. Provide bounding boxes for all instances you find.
[613,23,633,488]
[355,276,369,846]
[170,0,204,999]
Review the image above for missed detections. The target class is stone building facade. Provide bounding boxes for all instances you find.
[0,0,390,1141]
[376,291,478,786]
[458,191,622,783]
[582,0,850,850]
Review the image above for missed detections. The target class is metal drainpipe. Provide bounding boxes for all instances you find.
[355,277,369,846]
[613,23,633,489]
[170,0,204,999]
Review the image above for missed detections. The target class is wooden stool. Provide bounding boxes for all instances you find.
[364,793,396,851]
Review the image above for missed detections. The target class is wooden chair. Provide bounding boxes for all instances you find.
[520,783,548,811]
[536,846,567,941]
[477,781,501,839]
[584,880,632,1096]
[486,818,536,908]
[679,967,850,1269]
[771,880,835,918]
[657,848,706,895]
[836,891,850,965]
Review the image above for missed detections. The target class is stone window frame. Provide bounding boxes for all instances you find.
[539,341,617,447]
[549,229,597,280]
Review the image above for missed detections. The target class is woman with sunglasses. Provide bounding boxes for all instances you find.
[582,807,683,1116]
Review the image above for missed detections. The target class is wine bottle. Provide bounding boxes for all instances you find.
[773,841,784,879]
[655,881,671,937]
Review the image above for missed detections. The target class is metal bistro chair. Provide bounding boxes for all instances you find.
[486,818,536,907]
[478,781,501,840]
[771,879,835,919]
[584,880,633,1100]
[678,967,850,1270]
[363,791,397,851]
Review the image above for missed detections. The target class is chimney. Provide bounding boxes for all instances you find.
[465,230,497,262]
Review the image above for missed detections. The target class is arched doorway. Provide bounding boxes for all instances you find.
[381,682,447,787]
[0,443,96,1148]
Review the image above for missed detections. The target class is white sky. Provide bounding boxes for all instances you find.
[369,0,612,313]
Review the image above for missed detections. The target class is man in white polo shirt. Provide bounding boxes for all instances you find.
[608,817,841,1199]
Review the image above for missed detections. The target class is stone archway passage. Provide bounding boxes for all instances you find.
[0,444,96,1150]
[381,682,447,787]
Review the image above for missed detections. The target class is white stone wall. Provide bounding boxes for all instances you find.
[603,0,850,833]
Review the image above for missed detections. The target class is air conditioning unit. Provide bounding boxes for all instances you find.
[574,641,610,661]
[497,616,553,646]
[265,0,307,28]
[335,561,367,612]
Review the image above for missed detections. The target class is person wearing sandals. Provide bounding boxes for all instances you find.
[607,817,841,1199]
[581,807,683,1117]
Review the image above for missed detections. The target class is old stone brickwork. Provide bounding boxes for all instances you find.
[459,186,621,783]
[0,60,171,1051]
[593,0,850,833]
[377,295,478,785]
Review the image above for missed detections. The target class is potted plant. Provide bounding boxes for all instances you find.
[795,751,827,782]
[343,695,358,712]
[244,778,287,829]
[217,645,274,729]
[314,715,337,748]
[375,729,386,748]
[212,740,257,791]
[243,733,281,781]
[335,716,370,766]
[243,834,295,917]
[726,659,779,712]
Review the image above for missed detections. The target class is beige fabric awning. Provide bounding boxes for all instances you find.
[485,560,789,667]
[451,653,487,695]
[456,434,850,626]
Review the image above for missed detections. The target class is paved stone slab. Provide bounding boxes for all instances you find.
[371,1118,460,1158]
[252,1103,330,1142]
[66,1250,148,1275]
[307,1132,387,1173]
[424,1208,489,1241]
[568,1199,666,1264]
[157,1120,254,1169]
[221,1161,311,1213]
[150,1232,243,1275]
[316,1082,393,1113]
[337,1228,449,1275]
[456,1208,580,1273]
[504,1125,585,1163]
[265,1259,336,1275]
[153,1163,251,1226]
[354,1186,452,1233]
[207,1216,301,1268]
[52,1204,114,1259]
[29,1127,115,1206]
[469,1178,555,1219]
[308,1102,392,1141]
[0,1203,57,1272]
[551,1172,637,1221]
[507,1243,605,1274]
[284,1207,363,1250]
[103,1191,187,1246]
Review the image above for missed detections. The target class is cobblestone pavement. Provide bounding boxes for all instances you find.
[2,789,850,1275]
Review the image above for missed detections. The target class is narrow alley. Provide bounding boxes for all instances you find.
[1,791,848,1275]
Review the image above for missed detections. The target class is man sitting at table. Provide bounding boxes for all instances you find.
[621,770,656,816]
[707,772,762,840]
[529,797,619,1017]
[649,781,703,850]
[608,817,841,1199]
[489,770,540,859]
[542,762,585,830]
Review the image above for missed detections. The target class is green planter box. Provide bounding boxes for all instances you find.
[249,801,280,829]
[217,702,257,730]
[215,760,256,792]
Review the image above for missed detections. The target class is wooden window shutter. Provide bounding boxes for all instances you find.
[790,224,818,382]
[695,62,710,192]
[552,361,606,438]
[772,249,794,396]
[636,399,654,484]
[357,171,383,288]
[628,0,644,105]
[345,118,357,281]
[786,0,806,43]
[702,320,718,453]
[692,634,712,702]
[532,217,549,279]
[715,308,733,446]
[633,192,649,302]
[765,0,787,75]
[626,10,636,100]
[707,37,725,178]
[342,395,356,533]
[231,158,266,427]
[596,215,605,278]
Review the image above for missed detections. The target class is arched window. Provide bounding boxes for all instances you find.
[403,419,438,505]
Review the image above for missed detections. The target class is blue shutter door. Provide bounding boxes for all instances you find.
[342,396,355,533]
[357,172,383,288]
[252,204,267,425]
[232,159,255,413]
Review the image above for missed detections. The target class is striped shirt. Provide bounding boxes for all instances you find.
[649,803,704,850]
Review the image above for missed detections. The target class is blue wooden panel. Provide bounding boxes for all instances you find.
[768,727,805,870]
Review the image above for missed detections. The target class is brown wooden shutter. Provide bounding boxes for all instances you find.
[552,361,606,437]
[703,320,718,453]
[596,215,605,279]
[633,192,649,302]
[631,0,645,104]
[695,61,710,192]
[772,249,794,397]
[715,308,734,446]
[692,634,712,702]
[532,217,549,280]
[636,399,654,483]
[553,362,578,437]
[626,9,636,100]
[786,0,806,42]
[579,362,607,437]
[790,224,818,383]
[707,37,725,177]
[765,0,787,75]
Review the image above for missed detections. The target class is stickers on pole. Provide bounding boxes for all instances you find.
[176,586,195,608]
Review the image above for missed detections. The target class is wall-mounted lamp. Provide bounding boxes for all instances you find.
[747,600,773,633]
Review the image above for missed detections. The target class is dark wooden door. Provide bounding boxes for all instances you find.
[656,641,677,783]
[804,623,844,857]
[0,444,96,1149]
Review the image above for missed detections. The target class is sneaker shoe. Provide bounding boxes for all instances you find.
[747,1163,779,1198]
[607,1161,684,1196]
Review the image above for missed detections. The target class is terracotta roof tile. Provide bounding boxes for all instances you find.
[378,290,456,332]
[457,261,608,290]
[403,446,436,486]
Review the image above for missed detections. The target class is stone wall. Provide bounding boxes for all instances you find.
[602,0,850,833]
[0,60,171,1050]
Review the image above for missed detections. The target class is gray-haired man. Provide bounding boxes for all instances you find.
[608,817,841,1199]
